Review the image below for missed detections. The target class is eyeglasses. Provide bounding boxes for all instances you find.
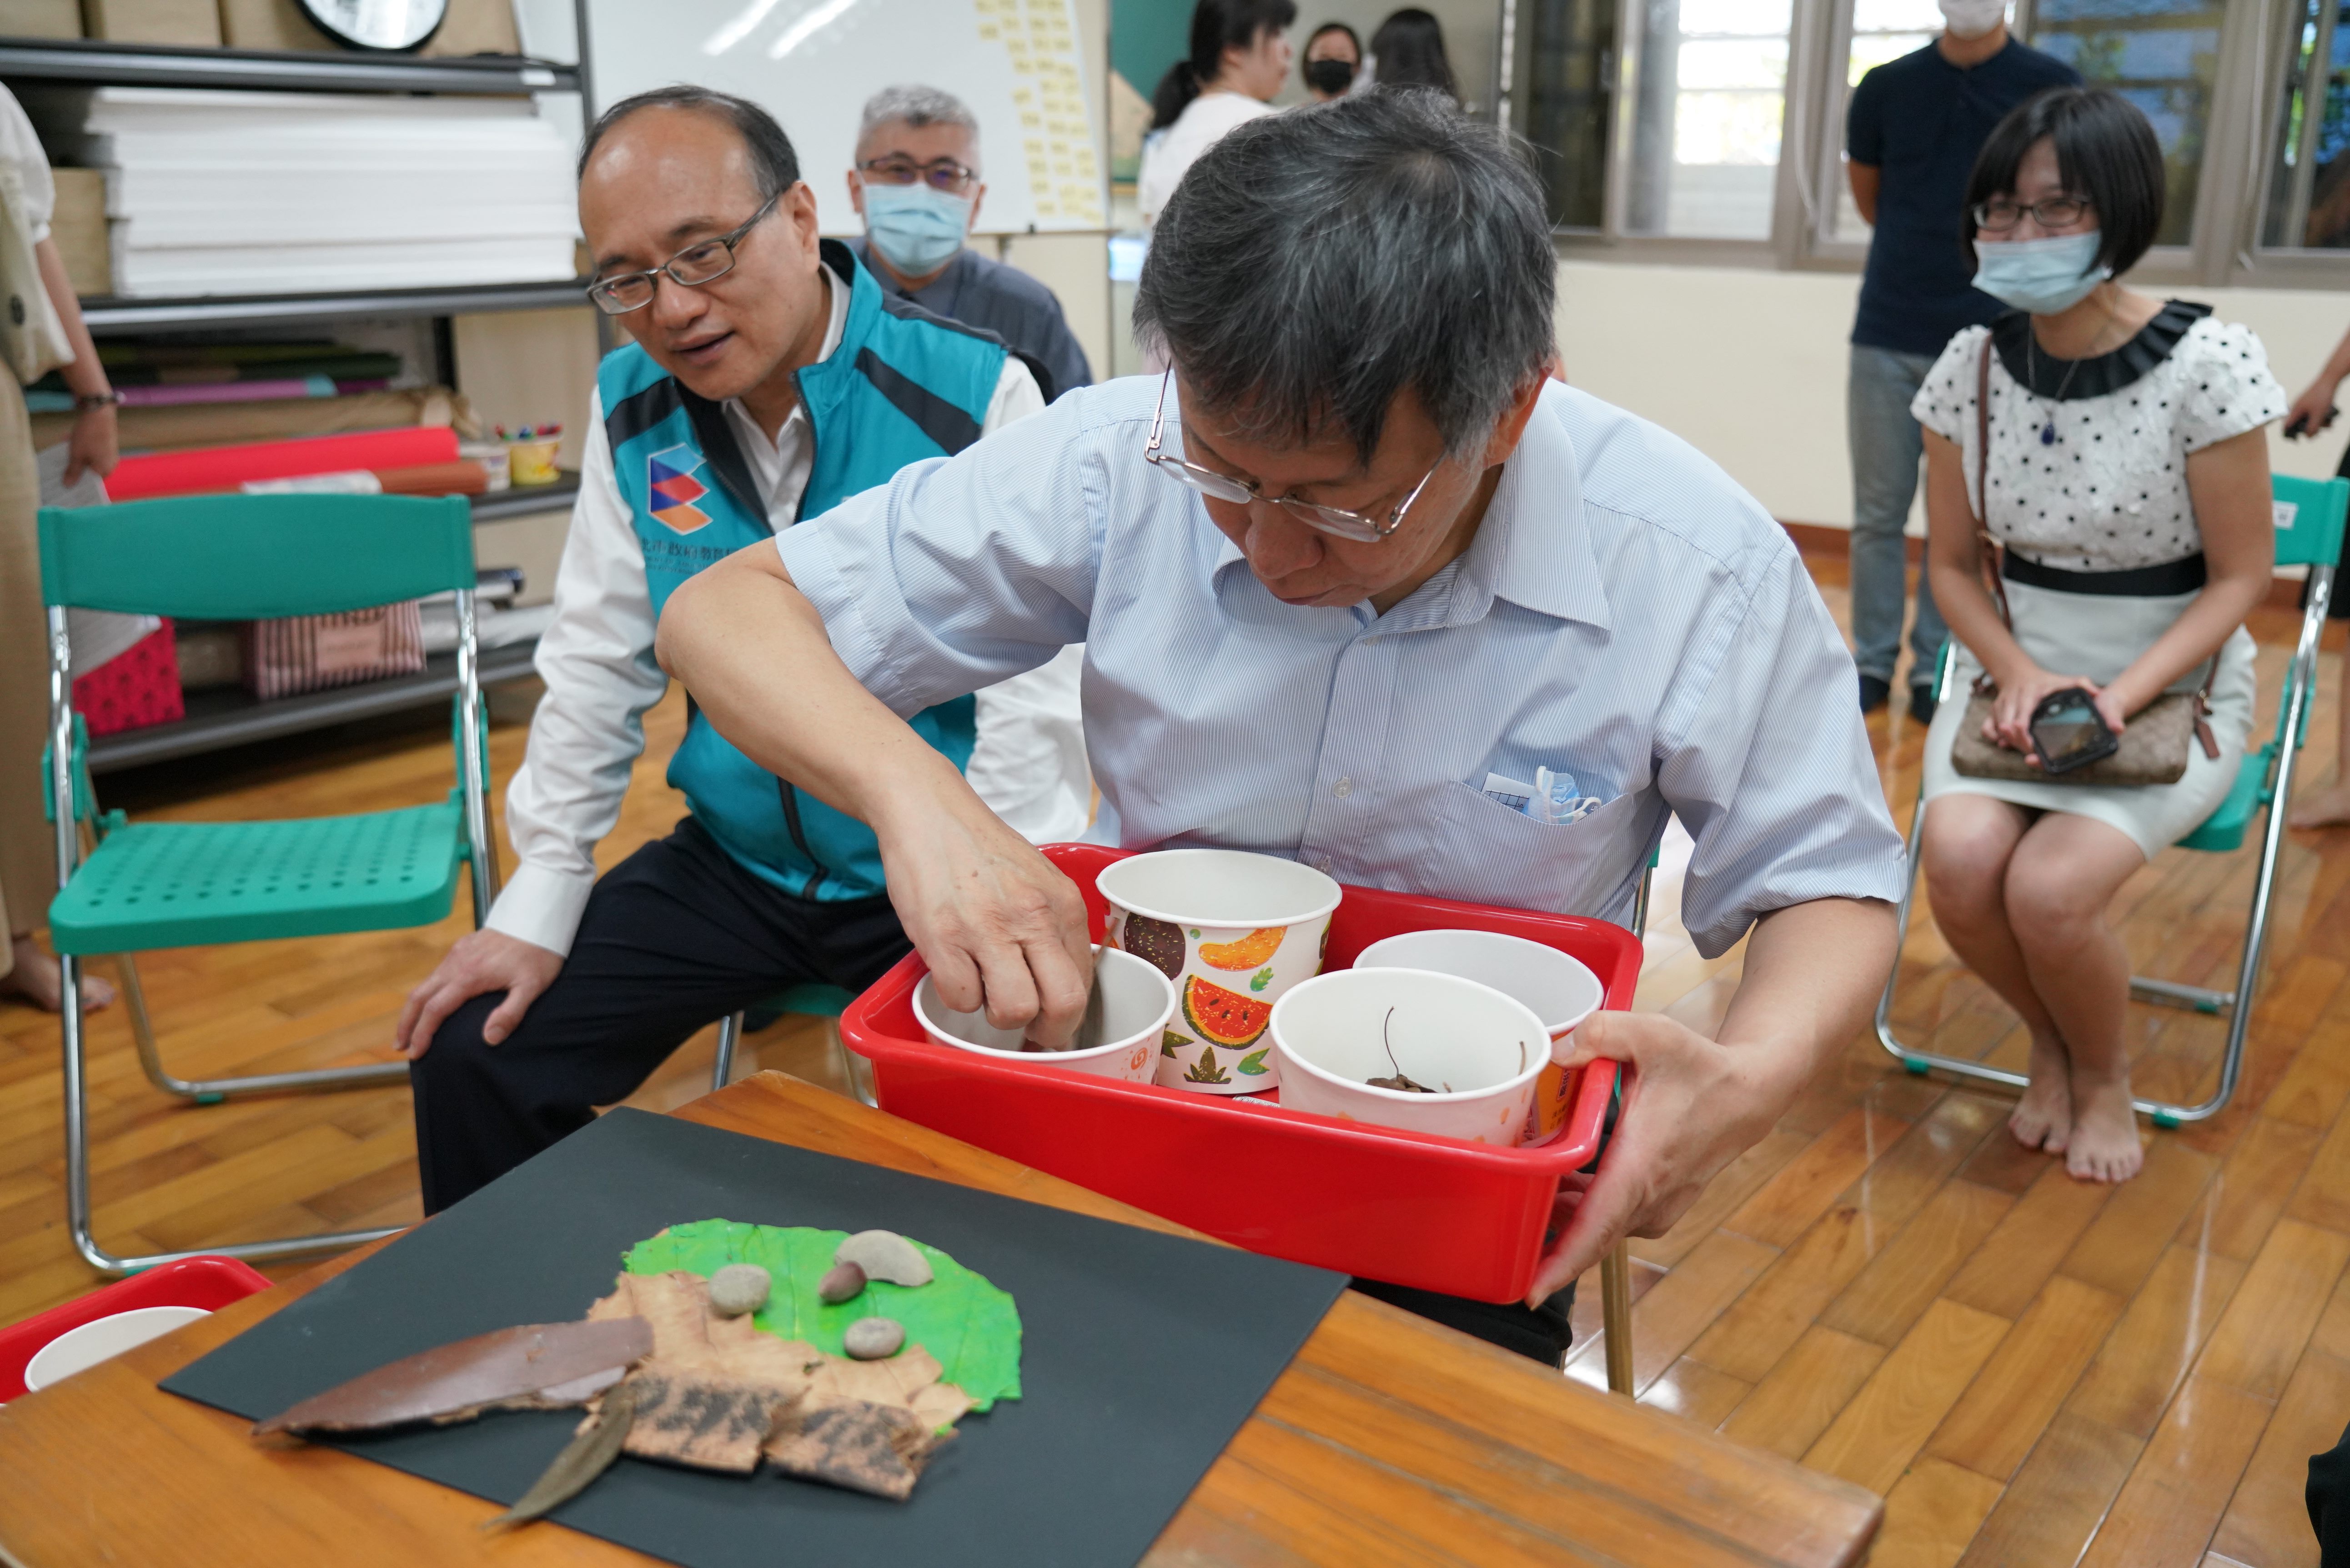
[585,194,779,316]
[859,156,979,195]
[1973,195,2094,232]
[1140,369,1438,543]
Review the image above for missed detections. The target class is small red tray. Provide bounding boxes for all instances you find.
[841,844,1639,1304]
[0,1255,272,1402]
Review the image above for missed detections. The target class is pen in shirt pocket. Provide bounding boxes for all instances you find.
[1481,767,1603,825]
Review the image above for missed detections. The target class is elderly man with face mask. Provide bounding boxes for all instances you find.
[1844,0,2077,725]
[392,86,1088,1213]
[658,92,1910,1366]
[845,84,1092,406]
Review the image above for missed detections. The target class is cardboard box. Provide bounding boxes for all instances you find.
[214,0,330,48]
[217,0,519,55]
[81,0,220,45]
[46,167,110,298]
[0,0,82,38]
[418,0,518,58]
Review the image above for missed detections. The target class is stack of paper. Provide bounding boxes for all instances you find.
[21,87,577,297]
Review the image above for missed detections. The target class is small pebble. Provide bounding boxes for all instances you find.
[708,1263,771,1317]
[834,1229,933,1287]
[818,1261,867,1305]
[843,1317,905,1360]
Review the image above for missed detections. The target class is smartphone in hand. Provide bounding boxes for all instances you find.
[2286,407,2340,440]
[2029,688,2119,775]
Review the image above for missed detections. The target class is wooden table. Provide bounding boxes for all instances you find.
[0,1073,1881,1566]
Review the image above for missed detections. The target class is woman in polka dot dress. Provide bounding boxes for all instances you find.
[1910,89,2283,1185]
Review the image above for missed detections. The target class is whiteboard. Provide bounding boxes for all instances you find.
[584,0,1106,235]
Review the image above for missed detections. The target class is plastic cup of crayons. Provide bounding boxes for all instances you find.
[500,424,563,485]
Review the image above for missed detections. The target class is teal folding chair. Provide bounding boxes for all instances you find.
[40,493,499,1275]
[712,985,869,1103]
[1876,474,2349,1126]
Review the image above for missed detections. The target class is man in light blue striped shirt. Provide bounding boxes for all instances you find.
[661,91,1906,1364]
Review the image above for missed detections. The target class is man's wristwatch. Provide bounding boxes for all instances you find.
[73,391,121,411]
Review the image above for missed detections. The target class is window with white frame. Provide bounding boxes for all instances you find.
[1504,0,2350,284]
[2026,0,2228,249]
[2261,0,2350,250]
[1826,0,1964,240]
[1623,0,1793,238]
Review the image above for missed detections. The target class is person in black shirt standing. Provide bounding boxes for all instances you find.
[1846,1,2076,721]
[845,84,1094,403]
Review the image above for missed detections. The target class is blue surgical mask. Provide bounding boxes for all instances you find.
[859,181,973,278]
[1972,229,2111,316]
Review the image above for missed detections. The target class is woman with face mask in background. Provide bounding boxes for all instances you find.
[1908,88,2283,1185]
[1137,0,1296,231]
[1300,22,1361,103]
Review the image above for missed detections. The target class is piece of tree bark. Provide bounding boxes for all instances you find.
[764,1395,952,1501]
[252,1318,653,1437]
[617,1368,798,1474]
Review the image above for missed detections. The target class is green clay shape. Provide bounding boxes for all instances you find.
[622,1220,1022,1411]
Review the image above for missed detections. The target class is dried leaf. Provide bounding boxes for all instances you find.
[806,1341,974,1430]
[484,1379,638,1529]
[585,1271,822,1395]
[252,1317,653,1436]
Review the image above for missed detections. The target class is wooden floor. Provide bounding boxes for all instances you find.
[7,551,2350,1566]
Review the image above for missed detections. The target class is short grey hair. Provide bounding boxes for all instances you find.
[1133,89,1556,462]
[580,85,799,200]
[859,84,979,146]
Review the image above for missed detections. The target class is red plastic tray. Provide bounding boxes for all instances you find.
[0,1255,272,1402]
[841,844,1639,1303]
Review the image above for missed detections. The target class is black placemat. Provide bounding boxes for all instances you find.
[163,1107,1346,1568]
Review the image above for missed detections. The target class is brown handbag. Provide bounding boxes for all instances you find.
[1947,337,2219,788]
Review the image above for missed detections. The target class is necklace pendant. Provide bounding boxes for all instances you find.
[2040,422,2057,447]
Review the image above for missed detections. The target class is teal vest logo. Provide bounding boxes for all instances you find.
[645,445,711,533]
[599,241,1007,901]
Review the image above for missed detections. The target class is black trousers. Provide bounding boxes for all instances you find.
[409,817,912,1214]
[410,814,1577,1364]
[2312,1417,2350,1564]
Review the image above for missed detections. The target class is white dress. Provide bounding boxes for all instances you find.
[1911,303,2287,857]
[1137,91,1276,228]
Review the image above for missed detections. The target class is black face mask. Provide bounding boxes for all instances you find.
[1303,57,1356,94]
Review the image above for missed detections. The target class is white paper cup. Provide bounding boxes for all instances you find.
[23,1305,210,1392]
[1352,930,1605,1145]
[914,945,1176,1084]
[1268,968,1549,1146]
[1096,849,1343,1094]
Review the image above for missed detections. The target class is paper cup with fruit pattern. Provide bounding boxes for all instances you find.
[1097,849,1343,1093]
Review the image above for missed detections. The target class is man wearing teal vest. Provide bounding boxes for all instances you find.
[392,87,1086,1211]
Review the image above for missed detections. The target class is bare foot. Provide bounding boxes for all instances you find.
[2064,1070,2144,1183]
[2009,1035,2073,1153]
[2291,784,2350,830]
[2,936,116,1014]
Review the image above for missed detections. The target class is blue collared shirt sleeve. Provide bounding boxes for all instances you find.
[1659,541,1909,957]
[773,386,1103,718]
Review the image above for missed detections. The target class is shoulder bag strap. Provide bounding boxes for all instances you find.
[1973,335,2012,633]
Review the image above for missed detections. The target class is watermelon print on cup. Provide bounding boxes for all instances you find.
[1096,849,1343,1094]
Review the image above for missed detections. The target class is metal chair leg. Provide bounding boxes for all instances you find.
[1590,861,1658,1389]
[713,1011,742,1092]
[1600,1241,1635,1395]
[112,951,407,1103]
[58,950,401,1277]
[714,1010,870,1106]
